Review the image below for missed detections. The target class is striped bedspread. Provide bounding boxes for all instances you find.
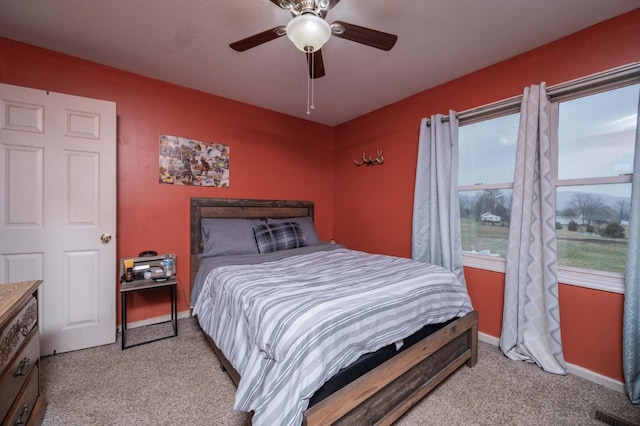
[193,247,473,426]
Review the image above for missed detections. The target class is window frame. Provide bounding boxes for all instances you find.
[459,63,640,294]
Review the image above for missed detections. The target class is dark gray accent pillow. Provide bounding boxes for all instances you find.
[267,216,320,245]
[201,218,264,257]
[253,222,308,254]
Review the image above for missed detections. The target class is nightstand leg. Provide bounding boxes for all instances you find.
[121,291,127,350]
[171,284,178,336]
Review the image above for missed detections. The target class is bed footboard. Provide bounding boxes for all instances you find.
[200,311,477,426]
[303,310,478,426]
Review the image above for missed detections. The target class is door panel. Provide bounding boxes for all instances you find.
[2,100,44,132]
[0,83,116,354]
[66,151,99,224]
[4,145,44,225]
[3,252,44,283]
[65,250,99,324]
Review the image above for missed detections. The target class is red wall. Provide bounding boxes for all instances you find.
[0,38,335,324]
[2,8,639,384]
[332,9,640,383]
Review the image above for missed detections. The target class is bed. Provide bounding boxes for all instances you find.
[189,197,478,426]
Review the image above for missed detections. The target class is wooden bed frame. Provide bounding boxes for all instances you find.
[190,197,478,426]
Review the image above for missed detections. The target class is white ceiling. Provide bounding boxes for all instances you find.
[1,0,638,126]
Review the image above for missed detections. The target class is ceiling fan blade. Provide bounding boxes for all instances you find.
[306,49,326,79]
[331,21,398,51]
[230,26,286,52]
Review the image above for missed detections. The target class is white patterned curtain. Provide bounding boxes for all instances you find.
[624,92,640,405]
[411,111,466,287]
[499,83,566,374]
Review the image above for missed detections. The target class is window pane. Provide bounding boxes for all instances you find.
[558,84,639,180]
[460,189,512,257]
[459,113,519,186]
[556,184,630,273]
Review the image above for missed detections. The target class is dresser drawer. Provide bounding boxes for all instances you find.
[0,281,44,426]
[0,327,39,421]
[0,296,37,373]
[3,364,39,426]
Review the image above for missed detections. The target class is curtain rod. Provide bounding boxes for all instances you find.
[424,62,640,126]
[424,116,452,126]
[425,94,522,126]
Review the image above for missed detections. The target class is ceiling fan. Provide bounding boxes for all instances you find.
[229,0,398,79]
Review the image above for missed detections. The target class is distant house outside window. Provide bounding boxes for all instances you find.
[480,212,501,223]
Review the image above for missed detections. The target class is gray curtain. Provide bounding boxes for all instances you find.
[411,111,466,287]
[499,83,567,375]
[624,92,640,405]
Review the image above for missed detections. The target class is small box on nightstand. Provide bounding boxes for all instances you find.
[119,253,176,282]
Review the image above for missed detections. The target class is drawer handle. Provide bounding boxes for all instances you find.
[20,324,30,337]
[14,403,29,425]
[15,357,30,376]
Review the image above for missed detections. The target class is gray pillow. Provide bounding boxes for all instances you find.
[201,218,264,257]
[267,216,320,245]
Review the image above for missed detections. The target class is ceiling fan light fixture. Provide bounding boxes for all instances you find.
[286,13,331,52]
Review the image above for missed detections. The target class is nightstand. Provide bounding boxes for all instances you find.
[120,278,178,350]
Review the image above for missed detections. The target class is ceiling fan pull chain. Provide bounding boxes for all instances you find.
[306,48,315,115]
[310,51,315,111]
[307,64,311,115]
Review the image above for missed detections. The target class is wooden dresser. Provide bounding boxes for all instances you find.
[0,280,46,425]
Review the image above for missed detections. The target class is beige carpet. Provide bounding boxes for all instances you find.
[40,317,640,425]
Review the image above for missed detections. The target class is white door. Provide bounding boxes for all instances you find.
[0,83,117,355]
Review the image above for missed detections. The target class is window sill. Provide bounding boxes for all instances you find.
[557,266,625,294]
[463,252,506,273]
[462,253,625,294]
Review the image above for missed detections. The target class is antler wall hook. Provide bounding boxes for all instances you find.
[354,150,384,166]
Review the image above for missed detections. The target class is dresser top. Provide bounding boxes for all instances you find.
[0,280,42,325]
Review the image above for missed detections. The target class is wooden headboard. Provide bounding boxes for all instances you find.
[189,198,314,289]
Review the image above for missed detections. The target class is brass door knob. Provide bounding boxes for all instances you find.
[100,233,112,243]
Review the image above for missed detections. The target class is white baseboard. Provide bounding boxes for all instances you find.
[478,332,500,346]
[565,362,626,394]
[118,310,191,332]
[478,332,625,394]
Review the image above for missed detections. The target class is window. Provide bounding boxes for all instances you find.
[554,84,638,276]
[458,69,639,292]
[459,113,519,259]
